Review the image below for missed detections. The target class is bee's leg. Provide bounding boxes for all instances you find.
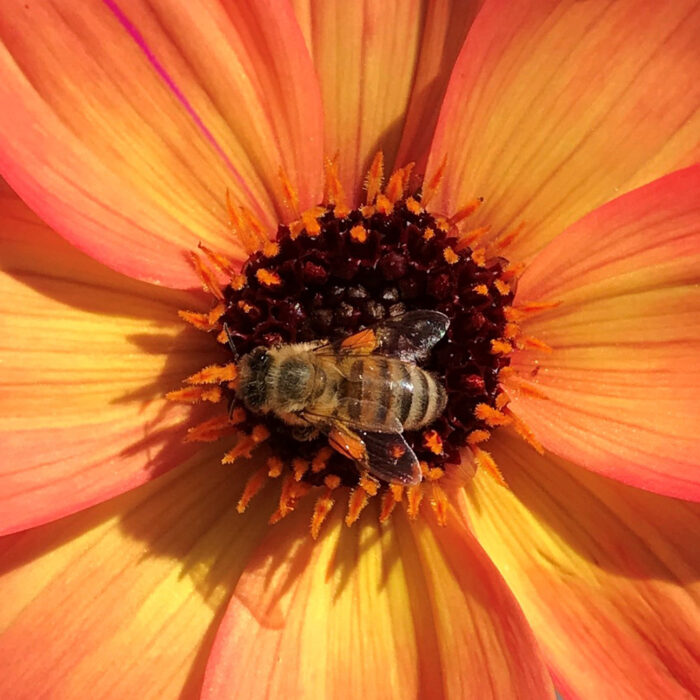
[291,425,321,442]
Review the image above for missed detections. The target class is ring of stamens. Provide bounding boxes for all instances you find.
[168,153,550,538]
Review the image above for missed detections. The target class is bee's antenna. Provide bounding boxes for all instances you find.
[223,322,239,361]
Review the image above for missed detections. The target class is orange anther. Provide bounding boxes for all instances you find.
[323,155,349,217]
[471,446,508,488]
[267,456,284,478]
[198,242,236,277]
[237,467,268,513]
[311,446,334,473]
[251,424,270,443]
[300,207,325,237]
[183,414,234,443]
[379,488,398,523]
[384,163,414,203]
[504,322,521,340]
[430,483,449,526]
[166,386,222,404]
[473,284,489,296]
[494,279,511,296]
[189,251,224,301]
[406,484,424,520]
[435,216,451,233]
[324,474,342,490]
[471,247,487,267]
[424,466,445,481]
[390,484,404,502]
[422,156,446,207]
[359,474,380,496]
[443,246,459,265]
[345,488,370,526]
[475,403,511,427]
[365,151,384,205]
[375,193,394,215]
[273,474,310,521]
[255,268,282,287]
[350,224,367,243]
[310,487,336,540]
[405,196,422,215]
[263,241,280,258]
[293,458,309,481]
[423,227,435,240]
[423,429,444,455]
[178,310,217,332]
[495,393,510,411]
[208,303,226,324]
[467,429,491,445]
[278,166,300,217]
[221,436,255,465]
[185,363,238,385]
[490,339,513,355]
[230,273,246,291]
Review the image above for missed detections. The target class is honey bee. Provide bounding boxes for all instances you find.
[231,310,450,485]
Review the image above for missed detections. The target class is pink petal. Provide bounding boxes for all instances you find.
[0,181,214,534]
[426,0,700,259]
[203,500,553,698]
[508,165,700,500]
[0,0,324,287]
[466,429,700,698]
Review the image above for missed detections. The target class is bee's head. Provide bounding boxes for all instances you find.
[237,346,272,411]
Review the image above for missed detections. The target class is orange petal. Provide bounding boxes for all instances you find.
[426,0,700,260]
[0,183,214,534]
[202,500,553,698]
[465,429,700,698]
[508,166,700,500]
[394,1,483,173]
[292,1,481,205]
[0,0,324,287]
[0,449,274,698]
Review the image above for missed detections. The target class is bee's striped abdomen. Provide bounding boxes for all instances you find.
[336,356,445,432]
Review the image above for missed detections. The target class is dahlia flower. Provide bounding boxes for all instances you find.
[0,1,698,698]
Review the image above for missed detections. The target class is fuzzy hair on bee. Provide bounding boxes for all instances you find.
[234,311,450,485]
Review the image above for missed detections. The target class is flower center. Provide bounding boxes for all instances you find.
[169,154,540,537]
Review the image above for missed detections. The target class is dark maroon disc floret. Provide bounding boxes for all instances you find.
[221,197,514,487]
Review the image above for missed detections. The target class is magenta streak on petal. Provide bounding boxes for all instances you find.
[102,0,270,226]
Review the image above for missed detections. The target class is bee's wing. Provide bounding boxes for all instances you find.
[314,310,450,362]
[327,421,421,485]
[357,429,421,485]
